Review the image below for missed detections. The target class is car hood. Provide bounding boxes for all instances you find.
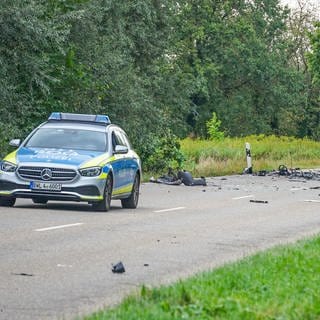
[16,147,104,167]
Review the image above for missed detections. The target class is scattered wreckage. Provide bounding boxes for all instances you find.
[150,169,207,186]
[150,142,320,187]
[243,142,320,181]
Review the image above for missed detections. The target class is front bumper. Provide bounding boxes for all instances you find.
[0,169,106,202]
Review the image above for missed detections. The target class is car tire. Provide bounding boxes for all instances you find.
[121,174,140,209]
[0,196,16,207]
[92,174,113,211]
[32,198,48,204]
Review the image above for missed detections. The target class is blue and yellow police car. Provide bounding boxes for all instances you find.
[0,113,141,211]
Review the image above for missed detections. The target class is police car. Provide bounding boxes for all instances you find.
[0,113,141,211]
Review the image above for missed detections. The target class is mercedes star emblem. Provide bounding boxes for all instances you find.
[41,168,53,181]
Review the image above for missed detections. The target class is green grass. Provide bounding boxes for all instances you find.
[180,135,320,177]
[84,235,320,320]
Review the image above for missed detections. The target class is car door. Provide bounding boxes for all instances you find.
[118,131,137,183]
[111,130,128,194]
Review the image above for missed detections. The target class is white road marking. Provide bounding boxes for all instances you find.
[57,264,73,268]
[35,223,84,232]
[154,207,186,213]
[303,200,320,203]
[232,195,254,200]
[290,188,305,191]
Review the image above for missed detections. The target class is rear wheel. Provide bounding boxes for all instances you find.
[0,196,16,207]
[121,174,140,209]
[92,174,113,211]
[32,198,48,204]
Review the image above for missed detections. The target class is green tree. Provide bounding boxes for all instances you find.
[308,22,320,85]
[0,0,72,152]
[306,22,320,139]
[0,0,189,169]
[174,0,309,138]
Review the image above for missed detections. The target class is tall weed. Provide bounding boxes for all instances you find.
[181,135,320,176]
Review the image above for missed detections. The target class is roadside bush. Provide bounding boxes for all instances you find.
[206,112,225,141]
[139,131,185,173]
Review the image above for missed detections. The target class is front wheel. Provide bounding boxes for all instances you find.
[121,174,140,209]
[0,196,16,207]
[92,174,113,211]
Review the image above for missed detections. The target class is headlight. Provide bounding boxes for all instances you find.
[0,161,17,172]
[79,167,102,177]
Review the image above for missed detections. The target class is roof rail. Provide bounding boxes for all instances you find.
[48,112,111,125]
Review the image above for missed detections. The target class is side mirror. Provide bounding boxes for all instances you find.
[114,145,128,154]
[9,139,21,147]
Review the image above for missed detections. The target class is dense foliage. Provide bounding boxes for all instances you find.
[0,0,319,170]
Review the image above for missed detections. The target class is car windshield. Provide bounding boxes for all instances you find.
[25,128,107,152]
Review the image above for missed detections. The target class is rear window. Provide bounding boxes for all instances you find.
[25,128,107,152]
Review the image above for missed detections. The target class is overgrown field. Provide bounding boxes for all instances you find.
[85,235,320,320]
[180,135,320,177]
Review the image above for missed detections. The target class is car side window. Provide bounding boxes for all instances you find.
[112,132,119,151]
[120,132,131,149]
[112,130,126,151]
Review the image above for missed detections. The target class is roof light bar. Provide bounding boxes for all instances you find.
[48,112,111,124]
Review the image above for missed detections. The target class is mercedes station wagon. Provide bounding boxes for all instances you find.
[0,113,141,211]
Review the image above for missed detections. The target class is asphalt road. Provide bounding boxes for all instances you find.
[1,174,320,320]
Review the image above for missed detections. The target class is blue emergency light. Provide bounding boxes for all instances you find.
[48,112,111,125]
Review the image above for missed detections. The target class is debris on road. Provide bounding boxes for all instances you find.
[240,142,320,181]
[250,200,269,204]
[177,170,207,186]
[111,262,125,274]
[11,273,34,277]
[150,169,206,186]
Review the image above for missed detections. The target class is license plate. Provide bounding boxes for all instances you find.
[30,182,62,191]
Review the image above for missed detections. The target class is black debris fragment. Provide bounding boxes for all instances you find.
[144,264,149,267]
[278,164,288,176]
[112,262,125,273]
[12,273,34,277]
[149,168,208,186]
[250,200,268,204]
[178,171,207,186]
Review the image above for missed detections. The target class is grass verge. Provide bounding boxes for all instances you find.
[180,135,320,177]
[84,235,320,320]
